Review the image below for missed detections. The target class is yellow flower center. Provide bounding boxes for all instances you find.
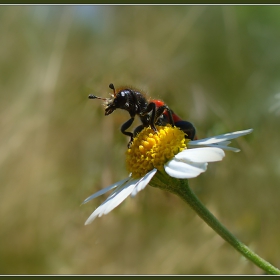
[126,125,189,178]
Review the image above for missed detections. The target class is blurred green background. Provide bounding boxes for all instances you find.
[1,5,280,275]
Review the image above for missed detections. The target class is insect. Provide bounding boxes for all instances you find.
[89,83,196,146]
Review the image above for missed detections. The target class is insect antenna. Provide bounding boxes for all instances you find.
[88,94,106,100]
[109,83,116,97]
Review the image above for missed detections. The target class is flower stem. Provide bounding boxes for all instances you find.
[151,171,280,275]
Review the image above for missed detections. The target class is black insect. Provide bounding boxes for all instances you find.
[89,83,196,147]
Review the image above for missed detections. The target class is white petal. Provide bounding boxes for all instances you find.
[131,168,157,197]
[82,177,131,205]
[164,159,207,179]
[175,147,225,163]
[85,178,139,225]
[200,143,240,152]
[189,129,253,146]
[219,140,231,146]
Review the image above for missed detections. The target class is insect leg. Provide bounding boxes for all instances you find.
[120,117,136,147]
[175,120,196,140]
[154,105,175,126]
[141,102,158,132]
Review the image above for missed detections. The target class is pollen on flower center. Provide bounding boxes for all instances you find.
[126,125,188,178]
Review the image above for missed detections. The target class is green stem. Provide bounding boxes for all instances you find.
[150,171,280,275]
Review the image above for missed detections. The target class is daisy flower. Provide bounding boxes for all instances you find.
[83,125,253,225]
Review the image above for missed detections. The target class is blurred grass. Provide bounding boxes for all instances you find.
[1,5,280,275]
